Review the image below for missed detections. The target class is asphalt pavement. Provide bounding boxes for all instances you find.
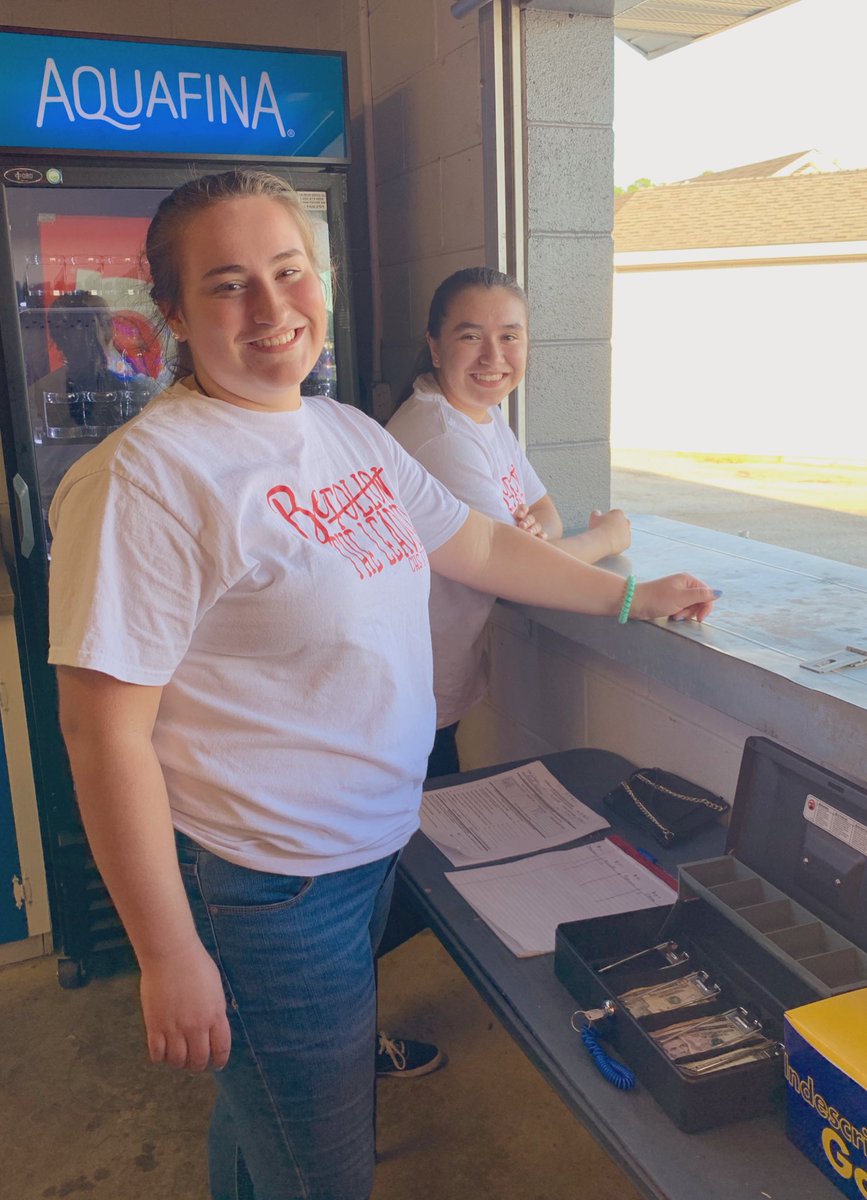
[611,451,867,569]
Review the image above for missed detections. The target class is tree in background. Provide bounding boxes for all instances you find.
[614,177,654,197]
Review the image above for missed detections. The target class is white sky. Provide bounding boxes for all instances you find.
[613,0,867,187]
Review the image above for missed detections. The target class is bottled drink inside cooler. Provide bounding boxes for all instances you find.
[7,185,341,542]
[9,187,176,536]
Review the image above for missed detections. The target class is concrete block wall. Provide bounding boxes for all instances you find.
[458,604,761,806]
[522,9,615,531]
[367,0,485,407]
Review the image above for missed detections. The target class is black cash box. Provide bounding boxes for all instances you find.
[554,737,867,1133]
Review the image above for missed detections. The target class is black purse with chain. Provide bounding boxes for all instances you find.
[602,767,730,847]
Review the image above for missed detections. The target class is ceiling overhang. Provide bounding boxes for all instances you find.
[612,0,801,60]
[451,1,802,59]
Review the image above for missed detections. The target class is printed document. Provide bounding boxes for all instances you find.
[445,839,677,957]
[421,761,609,867]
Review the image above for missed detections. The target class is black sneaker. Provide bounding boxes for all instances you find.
[375,1031,444,1079]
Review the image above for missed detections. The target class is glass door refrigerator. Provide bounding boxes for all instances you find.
[0,27,356,985]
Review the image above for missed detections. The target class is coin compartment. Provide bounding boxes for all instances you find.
[738,899,797,933]
[797,947,867,989]
[709,877,770,908]
[679,856,867,997]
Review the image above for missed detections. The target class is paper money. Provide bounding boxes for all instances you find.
[651,1008,763,1062]
[618,971,719,1018]
[678,1039,780,1075]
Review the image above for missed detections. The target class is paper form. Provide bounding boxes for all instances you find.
[420,761,610,867]
[445,839,677,957]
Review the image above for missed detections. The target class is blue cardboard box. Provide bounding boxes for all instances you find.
[785,990,867,1197]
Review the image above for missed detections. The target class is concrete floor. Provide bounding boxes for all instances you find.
[2,931,642,1200]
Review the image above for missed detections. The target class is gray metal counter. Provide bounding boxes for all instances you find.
[401,747,843,1200]
[516,517,867,784]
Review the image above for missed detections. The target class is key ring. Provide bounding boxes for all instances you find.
[571,1003,636,1091]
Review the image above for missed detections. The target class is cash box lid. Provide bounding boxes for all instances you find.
[726,738,867,955]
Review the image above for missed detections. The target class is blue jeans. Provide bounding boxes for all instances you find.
[376,725,460,960]
[176,832,398,1200]
[427,722,460,780]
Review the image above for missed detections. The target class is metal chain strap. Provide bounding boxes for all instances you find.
[621,780,675,841]
[633,772,727,812]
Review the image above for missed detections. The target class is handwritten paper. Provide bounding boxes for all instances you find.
[445,839,677,957]
[421,761,609,867]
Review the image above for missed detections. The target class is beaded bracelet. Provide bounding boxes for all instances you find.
[617,575,636,624]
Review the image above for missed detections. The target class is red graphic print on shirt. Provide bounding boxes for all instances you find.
[501,464,526,513]
[267,465,427,581]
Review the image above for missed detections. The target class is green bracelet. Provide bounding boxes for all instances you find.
[617,575,636,624]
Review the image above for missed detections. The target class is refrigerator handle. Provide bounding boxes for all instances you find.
[12,474,35,559]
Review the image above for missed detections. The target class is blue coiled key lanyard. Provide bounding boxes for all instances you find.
[571,1002,636,1090]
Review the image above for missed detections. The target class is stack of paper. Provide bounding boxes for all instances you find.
[445,839,677,957]
[422,761,677,957]
[420,761,609,866]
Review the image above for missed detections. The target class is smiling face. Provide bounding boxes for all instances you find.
[427,285,528,423]
[167,195,327,412]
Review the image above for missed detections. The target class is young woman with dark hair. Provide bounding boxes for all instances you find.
[388,267,632,774]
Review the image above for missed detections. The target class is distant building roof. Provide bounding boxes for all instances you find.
[684,150,839,182]
[614,169,867,251]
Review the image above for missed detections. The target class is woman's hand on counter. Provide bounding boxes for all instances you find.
[588,508,632,558]
[633,574,720,623]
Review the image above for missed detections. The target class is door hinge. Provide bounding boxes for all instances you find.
[12,875,31,909]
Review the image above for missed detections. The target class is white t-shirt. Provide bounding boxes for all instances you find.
[49,383,468,875]
[386,376,546,727]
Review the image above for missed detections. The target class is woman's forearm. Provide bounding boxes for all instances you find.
[550,527,615,564]
[430,510,626,616]
[64,727,200,965]
[551,508,631,563]
[58,668,231,1071]
[430,509,717,622]
[58,669,198,967]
